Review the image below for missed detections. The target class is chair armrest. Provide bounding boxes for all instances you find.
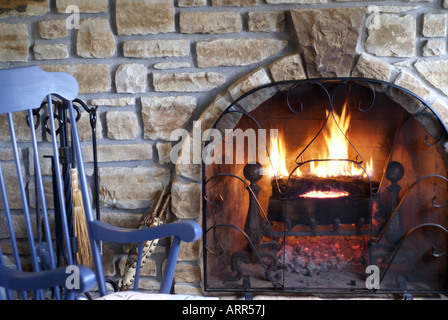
[90,219,202,244]
[90,219,201,296]
[0,264,96,293]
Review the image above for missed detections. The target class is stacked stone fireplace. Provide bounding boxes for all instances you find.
[1,0,448,297]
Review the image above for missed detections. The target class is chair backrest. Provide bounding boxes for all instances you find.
[0,66,90,299]
[0,66,203,300]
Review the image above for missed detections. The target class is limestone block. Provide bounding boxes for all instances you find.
[28,180,55,210]
[106,111,139,140]
[0,112,41,143]
[76,114,104,141]
[366,5,419,13]
[290,8,365,78]
[180,11,242,34]
[29,147,52,176]
[247,11,285,32]
[228,68,275,112]
[115,64,147,93]
[0,0,49,17]
[351,53,393,82]
[178,0,207,6]
[269,54,306,82]
[266,0,326,3]
[153,72,226,92]
[431,99,448,128]
[414,59,448,96]
[99,211,142,229]
[1,215,29,239]
[0,23,29,62]
[154,62,191,70]
[179,93,237,172]
[0,162,25,210]
[178,240,201,261]
[98,166,170,209]
[100,245,116,277]
[422,40,445,57]
[38,19,68,39]
[173,284,203,296]
[0,149,14,161]
[365,14,416,57]
[394,71,430,100]
[33,44,68,60]
[422,13,447,37]
[173,264,201,282]
[176,162,201,182]
[426,100,448,144]
[388,72,429,115]
[206,94,242,134]
[77,18,116,58]
[171,181,201,219]
[156,142,172,164]
[197,38,287,68]
[82,144,153,163]
[141,96,196,141]
[133,279,161,291]
[116,0,175,35]
[211,0,257,6]
[174,129,202,180]
[89,97,135,107]
[41,64,111,94]
[55,0,108,12]
[123,39,190,58]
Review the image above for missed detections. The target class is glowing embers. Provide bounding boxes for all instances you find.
[277,235,368,275]
[299,190,349,199]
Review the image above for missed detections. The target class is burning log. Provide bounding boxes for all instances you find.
[268,176,376,230]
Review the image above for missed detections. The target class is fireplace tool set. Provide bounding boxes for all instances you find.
[27,99,119,297]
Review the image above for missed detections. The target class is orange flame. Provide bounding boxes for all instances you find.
[311,104,373,178]
[268,103,373,179]
[268,131,289,178]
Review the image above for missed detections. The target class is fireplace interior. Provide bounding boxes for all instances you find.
[202,79,448,298]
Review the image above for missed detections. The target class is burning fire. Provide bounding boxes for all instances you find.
[299,190,349,199]
[268,130,289,178]
[268,103,373,180]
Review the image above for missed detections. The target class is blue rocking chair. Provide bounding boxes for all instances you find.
[0,66,202,300]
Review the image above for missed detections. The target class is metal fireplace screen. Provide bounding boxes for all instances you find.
[202,79,448,296]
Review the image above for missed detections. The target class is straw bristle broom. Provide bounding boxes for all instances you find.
[71,168,93,269]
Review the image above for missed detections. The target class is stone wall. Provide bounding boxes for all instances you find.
[1,0,448,296]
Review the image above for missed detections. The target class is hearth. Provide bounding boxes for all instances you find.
[202,79,448,298]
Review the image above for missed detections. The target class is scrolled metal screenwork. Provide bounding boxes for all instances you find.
[202,78,448,297]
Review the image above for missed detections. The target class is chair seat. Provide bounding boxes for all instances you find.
[96,291,219,300]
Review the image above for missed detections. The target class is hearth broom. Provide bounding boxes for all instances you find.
[71,168,93,269]
[70,100,95,269]
[71,167,93,268]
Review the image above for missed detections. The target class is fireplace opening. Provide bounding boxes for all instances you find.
[202,79,448,296]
